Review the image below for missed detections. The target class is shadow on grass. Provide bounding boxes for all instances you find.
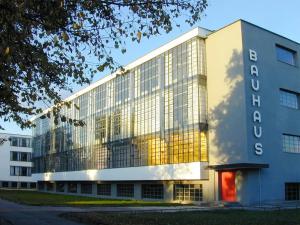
[0,189,182,207]
[60,210,300,225]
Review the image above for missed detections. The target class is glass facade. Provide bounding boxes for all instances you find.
[32,37,208,173]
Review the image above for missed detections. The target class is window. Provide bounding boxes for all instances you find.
[174,184,203,201]
[81,183,93,194]
[10,166,19,176]
[10,137,18,146]
[9,137,31,147]
[142,184,164,199]
[68,182,77,193]
[20,152,29,161]
[21,182,28,188]
[30,183,37,189]
[11,182,17,188]
[21,138,27,147]
[95,116,106,141]
[10,152,31,162]
[280,89,299,109]
[56,182,65,192]
[285,183,300,200]
[113,110,121,136]
[97,184,111,196]
[10,151,18,161]
[10,166,31,176]
[46,182,54,191]
[2,182,9,188]
[282,134,300,153]
[276,45,296,66]
[117,184,134,197]
[38,182,45,190]
[20,167,28,176]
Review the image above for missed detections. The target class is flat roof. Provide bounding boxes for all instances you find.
[0,132,31,137]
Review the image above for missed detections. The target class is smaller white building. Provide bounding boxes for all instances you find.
[0,133,36,189]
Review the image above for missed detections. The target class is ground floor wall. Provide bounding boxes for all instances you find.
[36,180,215,203]
[0,181,36,189]
[33,167,300,205]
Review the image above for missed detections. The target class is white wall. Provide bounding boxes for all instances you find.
[0,133,34,182]
[33,162,209,181]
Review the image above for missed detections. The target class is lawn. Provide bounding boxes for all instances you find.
[0,189,178,207]
[61,210,300,225]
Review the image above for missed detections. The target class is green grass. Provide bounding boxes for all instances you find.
[0,189,179,207]
[61,210,300,225]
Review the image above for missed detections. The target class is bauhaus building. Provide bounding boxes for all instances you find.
[32,20,300,205]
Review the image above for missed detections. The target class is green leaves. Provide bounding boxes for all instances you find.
[0,0,207,130]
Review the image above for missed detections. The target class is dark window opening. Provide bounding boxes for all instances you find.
[68,182,77,193]
[285,183,300,200]
[21,182,28,188]
[276,44,296,66]
[30,183,36,189]
[142,184,164,199]
[11,182,18,188]
[117,184,134,197]
[97,184,111,196]
[2,182,9,188]
[56,182,65,192]
[46,182,54,191]
[81,183,93,194]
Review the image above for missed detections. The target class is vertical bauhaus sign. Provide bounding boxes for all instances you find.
[249,49,263,155]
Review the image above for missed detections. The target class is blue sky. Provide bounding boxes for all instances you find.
[1,0,300,135]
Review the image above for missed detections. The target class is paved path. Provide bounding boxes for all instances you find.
[0,199,83,225]
[0,199,213,225]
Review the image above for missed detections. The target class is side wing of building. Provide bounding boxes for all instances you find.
[0,133,35,189]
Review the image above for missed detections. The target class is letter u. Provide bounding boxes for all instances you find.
[251,79,259,91]
[254,126,262,138]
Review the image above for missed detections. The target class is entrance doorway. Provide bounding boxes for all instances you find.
[219,171,236,202]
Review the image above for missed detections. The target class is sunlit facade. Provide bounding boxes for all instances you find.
[33,37,208,174]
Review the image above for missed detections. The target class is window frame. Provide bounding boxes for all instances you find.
[276,44,297,66]
[282,133,300,154]
[279,89,299,110]
[285,183,300,201]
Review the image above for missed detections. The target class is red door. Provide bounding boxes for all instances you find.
[219,171,237,202]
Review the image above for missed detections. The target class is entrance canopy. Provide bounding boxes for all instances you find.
[207,163,269,171]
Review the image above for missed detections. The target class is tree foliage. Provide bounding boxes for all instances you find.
[0,0,207,129]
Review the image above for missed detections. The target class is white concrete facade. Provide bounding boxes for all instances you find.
[33,162,209,181]
[0,133,35,188]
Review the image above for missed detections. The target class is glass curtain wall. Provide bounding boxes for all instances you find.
[32,37,208,173]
